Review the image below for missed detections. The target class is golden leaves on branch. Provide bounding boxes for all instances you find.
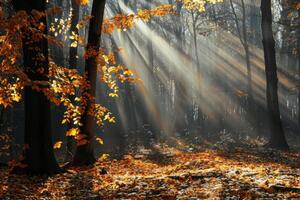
[179,0,223,12]
[137,9,151,22]
[0,78,23,108]
[0,10,29,106]
[102,4,174,34]
[70,31,85,47]
[65,128,88,146]
[1,2,136,147]
[84,46,135,99]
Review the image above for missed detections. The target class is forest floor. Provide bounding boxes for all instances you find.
[0,143,300,199]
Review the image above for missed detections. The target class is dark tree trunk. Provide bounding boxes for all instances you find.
[12,0,61,175]
[72,0,106,166]
[260,0,289,150]
[65,0,80,163]
[298,10,300,130]
[69,0,80,70]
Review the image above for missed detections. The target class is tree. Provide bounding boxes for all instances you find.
[11,0,61,174]
[65,0,81,162]
[72,0,107,166]
[69,0,80,70]
[229,0,262,135]
[260,0,289,150]
[298,9,300,129]
[169,0,189,134]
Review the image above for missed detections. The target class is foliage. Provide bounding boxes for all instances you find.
[102,4,174,33]
[0,3,177,148]
[180,0,223,12]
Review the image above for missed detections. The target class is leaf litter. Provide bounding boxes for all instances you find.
[0,145,299,199]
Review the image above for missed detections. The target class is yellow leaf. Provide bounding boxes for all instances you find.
[124,70,134,76]
[109,117,116,123]
[108,67,117,73]
[99,154,109,161]
[71,41,78,47]
[96,137,104,145]
[103,55,109,63]
[49,26,55,32]
[109,93,118,98]
[11,93,21,102]
[102,65,107,71]
[66,128,79,137]
[53,141,63,149]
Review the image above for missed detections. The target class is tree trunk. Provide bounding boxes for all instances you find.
[12,0,61,175]
[260,0,289,150]
[172,2,189,134]
[298,10,300,130]
[65,0,80,163]
[72,0,106,166]
[69,0,80,70]
[230,0,261,135]
[191,12,203,129]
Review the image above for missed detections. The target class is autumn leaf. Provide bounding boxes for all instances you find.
[66,128,79,137]
[109,117,116,123]
[53,141,63,149]
[108,67,117,73]
[124,70,134,76]
[103,55,109,63]
[71,41,78,47]
[109,93,119,98]
[96,137,104,145]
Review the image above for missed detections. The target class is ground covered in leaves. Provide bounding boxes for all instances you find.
[0,145,300,199]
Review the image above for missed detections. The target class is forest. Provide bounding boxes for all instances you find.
[0,0,299,199]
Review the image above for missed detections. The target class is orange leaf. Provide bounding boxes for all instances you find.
[53,141,63,149]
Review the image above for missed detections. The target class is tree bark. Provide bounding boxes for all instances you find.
[297,10,300,129]
[72,0,106,166]
[69,0,80,70]
[65,0,80,163]
[230,0,261,135]
[260,0,289,150]
[12,0,61,175]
